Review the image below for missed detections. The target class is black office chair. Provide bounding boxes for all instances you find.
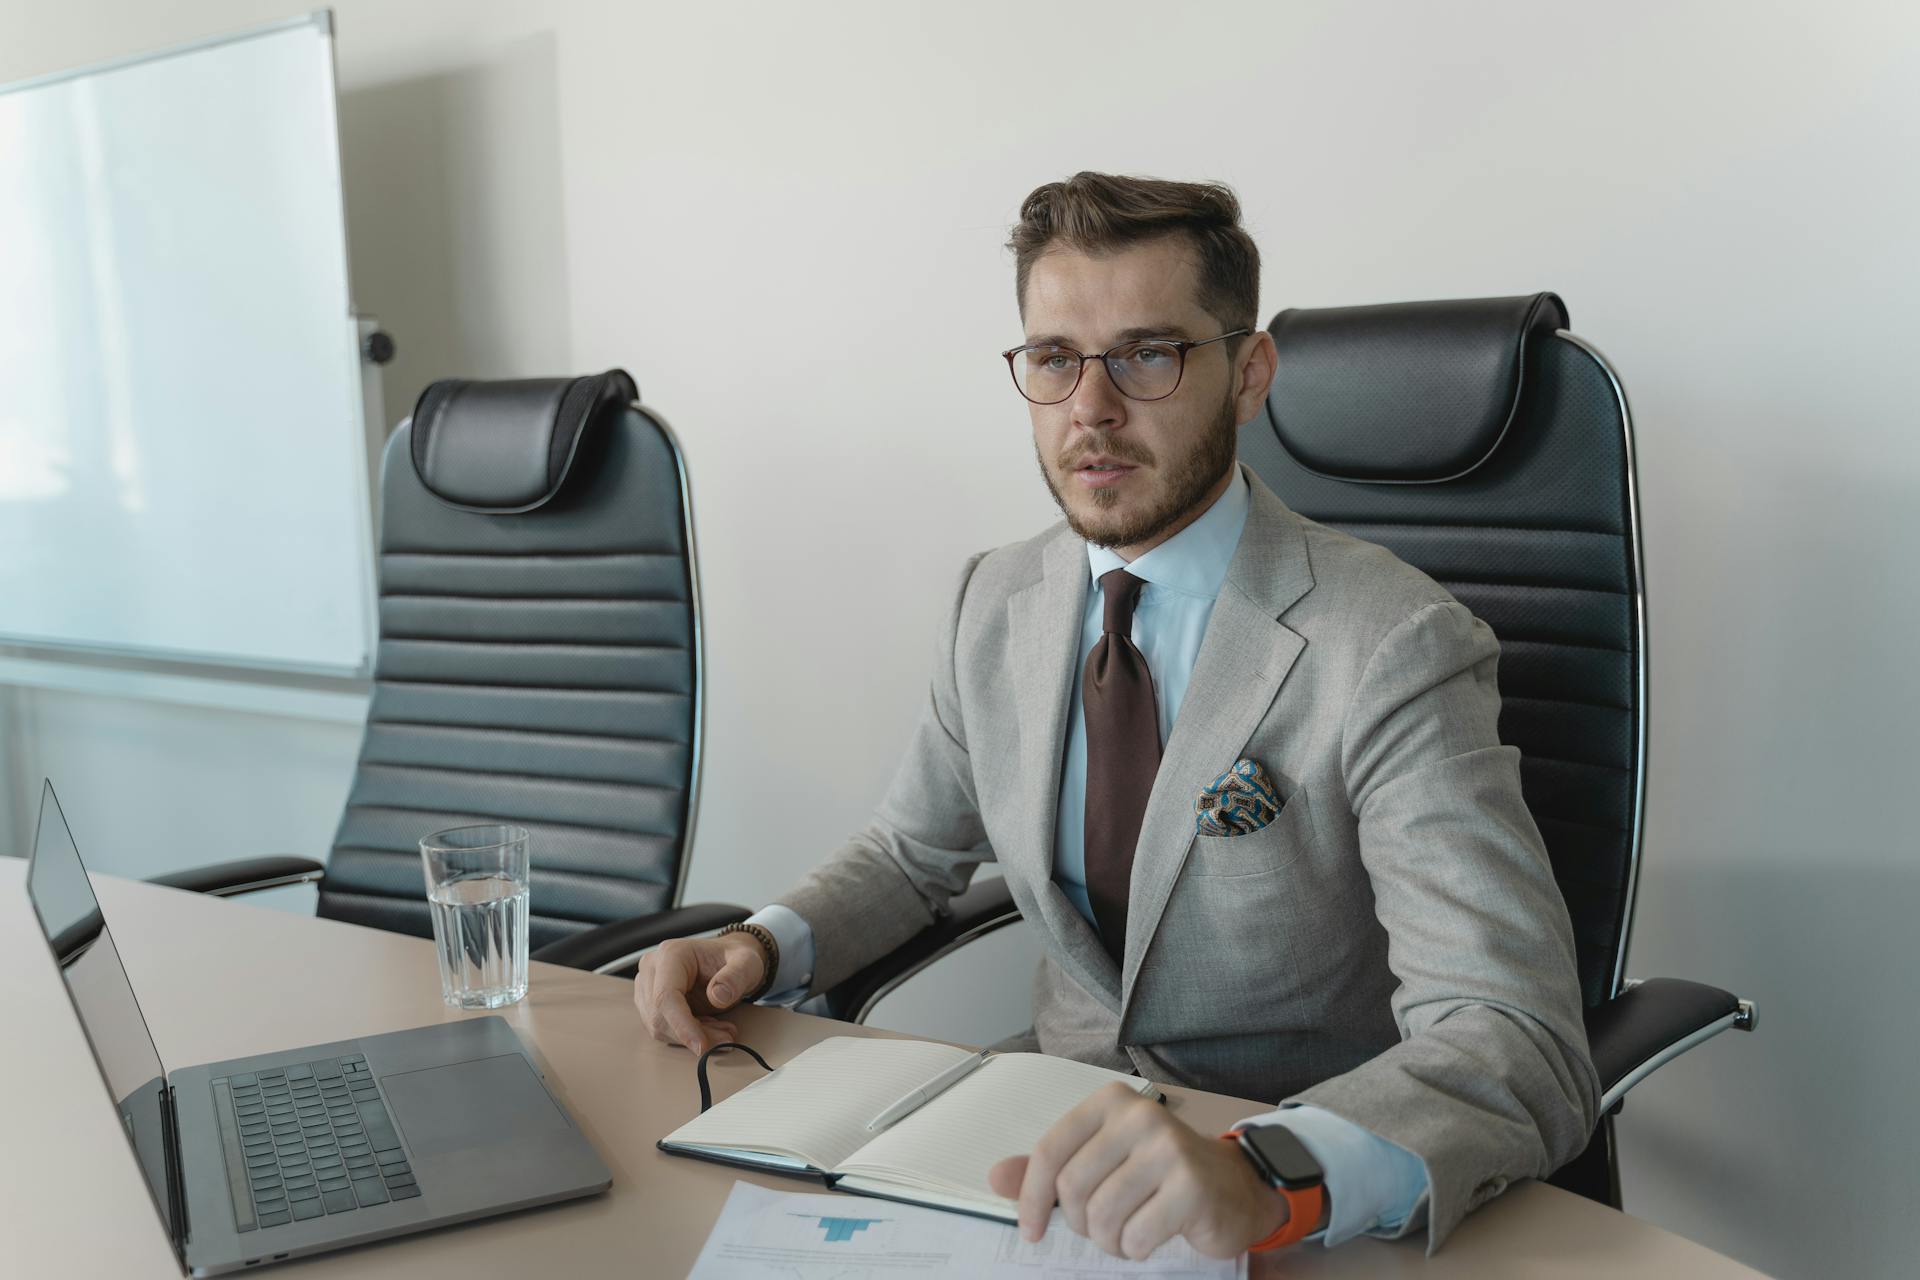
[156,370,747,975]
[817,296,1754,1209]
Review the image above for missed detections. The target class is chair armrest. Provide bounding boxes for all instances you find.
[149,857,326,898]
[818,877,1023,1023]
[530,902,752,976]
[1587,976,1757,1113]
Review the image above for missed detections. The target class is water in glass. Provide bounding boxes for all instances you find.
[427,872,530,1008]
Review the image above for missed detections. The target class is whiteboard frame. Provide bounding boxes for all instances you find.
[0,10,380,681]
[0,12,334,101]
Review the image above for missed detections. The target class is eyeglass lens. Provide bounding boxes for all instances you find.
[1013,342,1184,404]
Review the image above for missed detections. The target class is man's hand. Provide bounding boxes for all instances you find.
[631,934,767,1054]
[986,1082,1289,1261]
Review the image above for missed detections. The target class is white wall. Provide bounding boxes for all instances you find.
[2,4,1915,1276]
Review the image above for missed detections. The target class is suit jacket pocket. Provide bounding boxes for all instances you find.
[1181,786,1314,879]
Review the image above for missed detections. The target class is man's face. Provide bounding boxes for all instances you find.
[1019,235,1274,558]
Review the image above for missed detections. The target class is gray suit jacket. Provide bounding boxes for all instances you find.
[777,466,1598,1249]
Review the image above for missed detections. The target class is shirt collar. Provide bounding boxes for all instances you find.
[1085,466,1250,602]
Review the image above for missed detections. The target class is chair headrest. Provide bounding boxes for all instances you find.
[408,369,639,512]
[1263,293,1567,484]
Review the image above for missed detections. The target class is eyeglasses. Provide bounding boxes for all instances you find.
[1001,329,1250,405]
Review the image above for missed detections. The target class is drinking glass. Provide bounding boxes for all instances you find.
[419,824,530,1008]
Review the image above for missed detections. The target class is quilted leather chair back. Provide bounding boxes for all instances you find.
[319,371,702,951]
[1239,295,1644,1007]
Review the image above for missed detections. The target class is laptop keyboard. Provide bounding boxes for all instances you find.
[211,1054,421,1231]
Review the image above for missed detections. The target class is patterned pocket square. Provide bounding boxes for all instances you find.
[1194,758,1284,837]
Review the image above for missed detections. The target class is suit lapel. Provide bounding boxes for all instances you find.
[1121,473,1315,1004]
[1006,527,1121,1004]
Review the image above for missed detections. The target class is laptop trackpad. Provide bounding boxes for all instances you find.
[380,1053,569,1158]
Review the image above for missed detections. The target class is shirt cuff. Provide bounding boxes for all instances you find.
[745,904,815,1007]
[1231,1104,1430,1246]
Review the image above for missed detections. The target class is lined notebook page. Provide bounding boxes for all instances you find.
[841,1052,1156,1202]
[661,1037,972,1170]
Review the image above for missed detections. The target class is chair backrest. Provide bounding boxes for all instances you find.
[1237,295,1644,1008]
[320,370,704,951]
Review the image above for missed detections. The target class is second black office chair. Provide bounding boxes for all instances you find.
[157,370,746,974]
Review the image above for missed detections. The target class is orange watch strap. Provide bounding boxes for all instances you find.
[1223,1129,1324,1253]
[1246,1183,1323,1252]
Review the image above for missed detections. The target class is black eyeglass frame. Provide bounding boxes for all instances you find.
[1000,328,1251,405]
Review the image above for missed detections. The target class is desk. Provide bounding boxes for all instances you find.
[0,862,1763,1278]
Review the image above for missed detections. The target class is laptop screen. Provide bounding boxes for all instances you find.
[26,780,180,1247]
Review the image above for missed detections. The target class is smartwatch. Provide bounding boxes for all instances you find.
[1222,1123,1325,1252]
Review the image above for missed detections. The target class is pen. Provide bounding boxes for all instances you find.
[864,1049,991,1132]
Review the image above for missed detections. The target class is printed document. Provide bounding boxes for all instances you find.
[688,1180,1246,1279]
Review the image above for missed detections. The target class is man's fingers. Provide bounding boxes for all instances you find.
[988,1155,1028,1200]
[631,960,652,1015]
[1053,1120,1137,1239]
[1117,1184,1187,1262]
[631,941,716,1051]
[1017,1085,1129,1240]
[706,952,760,1009]
[655,986,709,1053]
[636,944,692,1012]
[632,938,749,1054]
[1082,1149,1168,1258]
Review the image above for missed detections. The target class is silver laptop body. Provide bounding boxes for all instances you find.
[25,781,612,1276]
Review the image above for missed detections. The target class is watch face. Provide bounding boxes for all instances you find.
[1243,1125,1323,1191]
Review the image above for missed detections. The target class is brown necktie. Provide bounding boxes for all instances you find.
[1083,569,1161,961]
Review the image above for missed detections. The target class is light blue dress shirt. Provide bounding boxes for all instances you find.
[750,471,1429,1244]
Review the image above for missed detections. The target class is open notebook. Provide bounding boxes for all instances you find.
[659,1037,1161,1222]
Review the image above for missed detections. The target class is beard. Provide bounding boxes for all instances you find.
[1036,392,1241,550]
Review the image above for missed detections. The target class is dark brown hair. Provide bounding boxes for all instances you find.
[1008,172,1260,339]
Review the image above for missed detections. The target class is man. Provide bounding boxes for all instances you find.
[634,172,1597,1259]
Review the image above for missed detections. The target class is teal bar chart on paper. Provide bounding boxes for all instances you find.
[688,1182,1244,1278]
[800,1214,884,1243]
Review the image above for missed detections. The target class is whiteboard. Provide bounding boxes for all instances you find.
[0,13,374,676]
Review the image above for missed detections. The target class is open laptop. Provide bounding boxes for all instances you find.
[25,780,612,1276]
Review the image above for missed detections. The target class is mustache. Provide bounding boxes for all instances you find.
[1057,438,1156,471]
